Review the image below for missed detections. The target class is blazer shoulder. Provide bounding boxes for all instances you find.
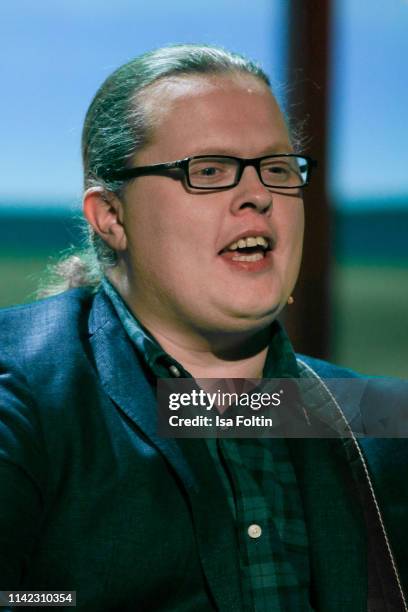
[0,288,96,358]
[296,353,360,379]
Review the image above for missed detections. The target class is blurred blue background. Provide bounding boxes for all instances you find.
[1,0,407,375]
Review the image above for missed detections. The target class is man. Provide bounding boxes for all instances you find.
[0,44,407,611]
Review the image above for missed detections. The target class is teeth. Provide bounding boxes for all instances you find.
[256,236,268,248]
[232,252,264,262]
[227,235,269,251]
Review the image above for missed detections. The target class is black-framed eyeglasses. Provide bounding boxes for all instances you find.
[105,154,317,190]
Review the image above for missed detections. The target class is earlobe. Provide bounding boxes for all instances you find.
[83,187,127,251]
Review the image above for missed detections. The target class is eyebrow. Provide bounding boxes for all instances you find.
[187,145,294,157]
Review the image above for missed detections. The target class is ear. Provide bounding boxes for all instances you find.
[83,187,127,252]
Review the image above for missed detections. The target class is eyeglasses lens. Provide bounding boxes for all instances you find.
[188,156,308,188]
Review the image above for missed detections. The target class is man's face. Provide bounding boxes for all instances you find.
[119,75,304,337]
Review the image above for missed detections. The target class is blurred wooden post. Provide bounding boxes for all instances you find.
[284,0,332,359]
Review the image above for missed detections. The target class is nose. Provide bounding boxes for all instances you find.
[229,165,273,215]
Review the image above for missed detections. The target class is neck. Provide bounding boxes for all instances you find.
[107,269,271,378]
[141,319,270,379]
[156,330,269,378]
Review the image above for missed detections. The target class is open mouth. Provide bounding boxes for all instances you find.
[219,235,272,262]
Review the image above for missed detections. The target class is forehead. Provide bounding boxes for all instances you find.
[137,74,291,161]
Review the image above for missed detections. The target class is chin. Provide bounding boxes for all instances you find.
[216,302,283,333]
[232,296,283,318]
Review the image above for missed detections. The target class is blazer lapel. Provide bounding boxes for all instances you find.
[89,290,195,489]
[88,290,243,611]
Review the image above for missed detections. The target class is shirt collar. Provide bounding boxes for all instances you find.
[101,277,299,380]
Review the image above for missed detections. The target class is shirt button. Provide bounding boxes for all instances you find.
[247,524,262,539]
[169,365,181,377]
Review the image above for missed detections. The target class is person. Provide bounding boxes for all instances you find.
[0,44,407,612]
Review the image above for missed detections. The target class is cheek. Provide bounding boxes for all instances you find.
[278,200,304,248]
[122,183,174,249]
[294,206,305,248]
[273,202,304,282]
[122,183,214,272]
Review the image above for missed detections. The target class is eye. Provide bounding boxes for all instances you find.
[264,162,291,176]
[188,157,238,187]
[260,159,296,185]
[190,162,227,177]
[196,166,222,177]
[189,158,237,187]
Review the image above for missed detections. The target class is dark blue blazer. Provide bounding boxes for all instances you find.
[0,288,407,611]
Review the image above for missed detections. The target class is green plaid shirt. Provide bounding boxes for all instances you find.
[103,279,314,611]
